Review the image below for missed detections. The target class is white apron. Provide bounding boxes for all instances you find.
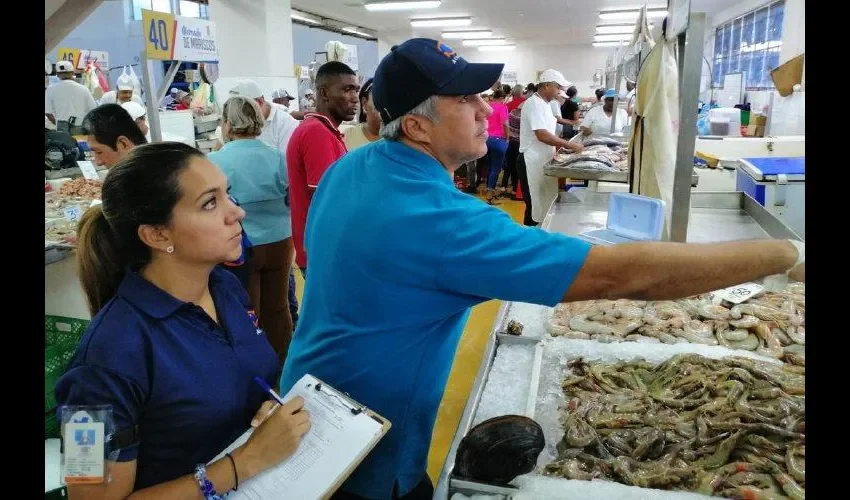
[525,102,558,223]
[525,145,558,223]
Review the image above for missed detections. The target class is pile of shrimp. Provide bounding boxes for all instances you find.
[548,284,805,365]
[544,354,805,499]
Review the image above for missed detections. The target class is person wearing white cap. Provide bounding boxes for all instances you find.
[225,79,299,160]
[271,89,294,108]
[99,74,144,106]
[517,68,584,226]
[45,60,97,135]
[120,101,193,146]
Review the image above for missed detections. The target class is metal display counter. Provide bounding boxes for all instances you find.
[434,190,800,499]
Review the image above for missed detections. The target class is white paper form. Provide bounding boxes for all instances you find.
[211,374,386,499]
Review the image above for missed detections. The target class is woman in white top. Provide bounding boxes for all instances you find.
[581,88,629,137]
[518,69,584,226]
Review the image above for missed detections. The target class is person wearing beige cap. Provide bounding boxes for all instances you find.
[99,74,144,106]
[45,60,97,135]
[517,68,583,226]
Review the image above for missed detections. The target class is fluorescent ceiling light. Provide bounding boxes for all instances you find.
[462,39,507,46]
[478,45,515,52]
[593,41,629,48]
[596,24,653,35]
[599,9,667,21]
[291,10,323,25]
[365,1,441,11]
[410,17,472,27]
[342,26,375,38]
[594,34,632,42]
[442,30,493,39]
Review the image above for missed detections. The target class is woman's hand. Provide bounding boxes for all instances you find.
[236,396,311,479]
[250,400,280,428]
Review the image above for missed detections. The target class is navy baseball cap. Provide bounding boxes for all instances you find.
[372,38,504,123]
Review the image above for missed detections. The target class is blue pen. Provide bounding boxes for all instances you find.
[253,376,286,405]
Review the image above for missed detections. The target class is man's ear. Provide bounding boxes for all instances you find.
[400,114,435,145]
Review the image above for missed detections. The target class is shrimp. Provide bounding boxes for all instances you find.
[731,303,788,323]
[772,327,793,346]
[787,325,805,345]
[730,315,760,329]
[722,329,752,341]
[569,314,618,336]
[672,328,719,345]
[754,323,782,349]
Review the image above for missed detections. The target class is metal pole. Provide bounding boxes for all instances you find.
[610,64,623,134]
[669,12,706,242]
[140,51,163,143]
[157,62,181,103]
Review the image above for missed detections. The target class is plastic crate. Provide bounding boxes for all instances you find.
[45,316,89,423]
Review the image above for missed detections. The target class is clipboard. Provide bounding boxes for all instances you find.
[211,374,390,500]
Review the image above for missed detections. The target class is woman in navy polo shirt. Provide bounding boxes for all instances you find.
[56,142,310,497]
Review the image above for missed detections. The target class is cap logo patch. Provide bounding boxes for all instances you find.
[437,41,459,64]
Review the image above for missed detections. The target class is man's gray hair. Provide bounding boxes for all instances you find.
[380,95,441,141]
[511,85,524,96]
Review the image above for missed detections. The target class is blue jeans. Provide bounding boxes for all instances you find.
[484,136,508,189]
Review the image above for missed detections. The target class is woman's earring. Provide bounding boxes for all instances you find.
[166,245,175,254]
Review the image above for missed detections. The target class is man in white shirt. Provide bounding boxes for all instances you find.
[225,79,300,157]
[518,69,584,226]
[99,73,144,106]
[45,61,97,135]
[581,88,629,137]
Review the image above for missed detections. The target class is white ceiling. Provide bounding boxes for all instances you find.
[292,0,740,45]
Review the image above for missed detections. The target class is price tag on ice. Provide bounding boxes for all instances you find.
[78,161,100,181]
[63,205,83,222]
[711,282,764,305]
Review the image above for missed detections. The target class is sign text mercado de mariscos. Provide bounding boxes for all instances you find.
[141,9,219,62]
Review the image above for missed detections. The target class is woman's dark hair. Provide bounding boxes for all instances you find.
[358,78,374,123]
[501,84,511,96]
[82,104,148,149]
[566,86,578,98]
[525,83,537,93]
[77,142,204,315]
[493,89,506,100]
[595,88,605,101]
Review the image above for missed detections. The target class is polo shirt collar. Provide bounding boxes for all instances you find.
[117,268,228,319]
[378,140,453,187]
[304,112,344,140]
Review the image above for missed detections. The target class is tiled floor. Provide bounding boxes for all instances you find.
[292,197,527,484]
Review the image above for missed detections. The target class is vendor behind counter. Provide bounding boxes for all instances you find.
[580,88,628,137]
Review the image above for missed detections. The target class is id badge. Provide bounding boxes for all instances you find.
[63,410,106,485]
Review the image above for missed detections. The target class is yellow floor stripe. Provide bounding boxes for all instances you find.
[427,197,525,482]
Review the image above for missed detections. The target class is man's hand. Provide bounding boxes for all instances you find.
[580,126,592,137]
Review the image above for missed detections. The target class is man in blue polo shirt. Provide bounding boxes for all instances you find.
[280,38,805,499]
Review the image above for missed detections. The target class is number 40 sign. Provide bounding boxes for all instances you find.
[141,9,218,63]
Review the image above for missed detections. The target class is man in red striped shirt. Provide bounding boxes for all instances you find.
[286,62,360,277]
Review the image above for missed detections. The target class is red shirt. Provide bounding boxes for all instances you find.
[286,113,347,269]
[506,96,526,113]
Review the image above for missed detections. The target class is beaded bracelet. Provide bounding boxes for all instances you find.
[194,464,224,500]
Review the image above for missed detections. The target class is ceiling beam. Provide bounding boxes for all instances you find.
[45,0,105,54]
